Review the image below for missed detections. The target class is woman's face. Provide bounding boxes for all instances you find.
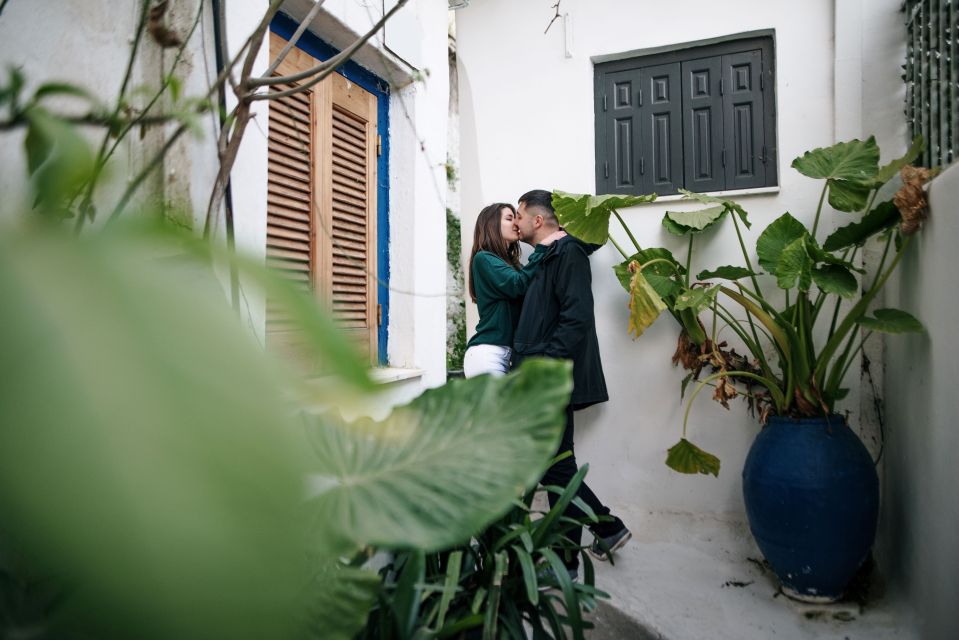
[499,207,520,242]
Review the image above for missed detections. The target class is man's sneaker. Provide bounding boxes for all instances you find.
[536,566,579,590]
[588,527,632,562]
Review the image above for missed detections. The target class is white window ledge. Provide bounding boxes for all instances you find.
[650,185,781,204]
[369,367,425,384]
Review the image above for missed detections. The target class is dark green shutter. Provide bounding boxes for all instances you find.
[721,50,766,190]
[682,56,725,192]
[639,63,683,195]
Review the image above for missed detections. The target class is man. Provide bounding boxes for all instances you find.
[512,189,631,578]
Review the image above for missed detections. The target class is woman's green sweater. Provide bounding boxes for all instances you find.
[467,245,547,349]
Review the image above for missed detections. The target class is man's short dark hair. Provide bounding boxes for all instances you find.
[518,189,558,224]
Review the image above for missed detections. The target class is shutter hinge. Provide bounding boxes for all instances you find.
[638,88,643,106]
[760,73,764,91]
[761,145,768,164]
[377,303,383,326]
[604,161,609,178]
[719,78,724,96]
[640,157,645,175]
[376,135,382,156]
[722,149,726,167]
[603,94,608,111]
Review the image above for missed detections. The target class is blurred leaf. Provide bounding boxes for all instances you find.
[33,82,96,103]
[627,267,667,338]
[756,212,807,273]
[857,308,924,334]
[696,265,755,281]
[791,137,880,181]
[302,358,572,553]
[811,265,858,298]
[0,67,25,108]
[305,564,380,640]
[666,439,720,477]
[823,201,900,251]
[0,227,312,640]
[23,107,94,215]
[553,190,656,245]
[662,205,727,235]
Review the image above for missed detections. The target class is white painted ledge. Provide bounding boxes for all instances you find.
[369,367,425,384]
[650,185,781,204]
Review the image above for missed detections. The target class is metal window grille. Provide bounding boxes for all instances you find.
[904,0,959,168]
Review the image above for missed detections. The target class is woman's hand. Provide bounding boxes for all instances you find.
[538,229,567,246]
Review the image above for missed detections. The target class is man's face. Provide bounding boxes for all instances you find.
[514,202,538,242]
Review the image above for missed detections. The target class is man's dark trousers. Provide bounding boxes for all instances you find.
[543,404,625,570]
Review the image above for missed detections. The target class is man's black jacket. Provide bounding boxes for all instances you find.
[512,235,608,409]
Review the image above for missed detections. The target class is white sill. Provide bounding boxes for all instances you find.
[369,367,425,384]
[650,185,780,203]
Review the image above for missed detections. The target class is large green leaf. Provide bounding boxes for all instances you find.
[627,267,668,338]
[0,228,313,639]
[827,179,872,212]
[811,265,858,298]
[679,189,752,228]
[613,248,684,299]
[857,308,924,334]
[302,358,572,552]
[662,205,727,235]
[553,190,656,244]
[775,237,813,291]
[791,137,880,181]
[306,564,381,640]
[665,439,720,477]
[696,265,756,281]
[756,212,808,273]
[823,201,900,251]
[23,107,95,215]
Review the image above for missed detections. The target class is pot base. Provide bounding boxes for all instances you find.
[781,585,841,604]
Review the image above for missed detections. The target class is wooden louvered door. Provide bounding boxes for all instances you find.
[320,73,378,362]
[266,33,378,365]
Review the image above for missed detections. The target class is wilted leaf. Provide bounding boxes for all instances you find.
[857,308,924,333]
[696,265,755,281]
[302,358,572,553]
[823,201,900,251]
[756,212,808,273]
[613,248,684,299]
[662,205,727,235]
[791,137,880,182]
[811,265,858,297]
[627,264,668,338]
[666,439,720,477]
[894,165,931,235]
[553,190,656,245]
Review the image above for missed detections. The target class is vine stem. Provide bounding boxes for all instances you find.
[811,182,829,238]
[608,234,629,260]
[685,234,693,287]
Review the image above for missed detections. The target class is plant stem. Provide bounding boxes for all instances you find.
[730,211,762,297]
[870,231,895,291]
[811,182,829,238]
[683,370,786,436]
[613,209,642,253]
[835,331,873,390]
[607,234,629,260]
[685,235,694,287]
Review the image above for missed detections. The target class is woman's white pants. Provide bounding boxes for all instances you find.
[463,344,512,378]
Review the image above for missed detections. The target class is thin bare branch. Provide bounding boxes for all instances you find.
[247,0,409,93]
[238,0,286,90]
[264,0,328,76]
[544,0,562,34]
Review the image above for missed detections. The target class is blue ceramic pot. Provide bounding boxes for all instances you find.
[741,414,879,602]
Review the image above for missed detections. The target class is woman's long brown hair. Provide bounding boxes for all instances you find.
[468,203,520,303]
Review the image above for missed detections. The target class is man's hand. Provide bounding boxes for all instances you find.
[538,229,567,246]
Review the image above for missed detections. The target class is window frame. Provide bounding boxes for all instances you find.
[593,32,778,196]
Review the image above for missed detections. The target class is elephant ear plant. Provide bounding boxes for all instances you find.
[555,136,933,476]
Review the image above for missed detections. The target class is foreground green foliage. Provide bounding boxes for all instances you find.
[0,223,573,639]
[556,136,931,475]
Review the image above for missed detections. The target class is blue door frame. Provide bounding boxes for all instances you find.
[271,14,391,365]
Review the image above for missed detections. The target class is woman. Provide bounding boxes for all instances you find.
[463,202,553,378]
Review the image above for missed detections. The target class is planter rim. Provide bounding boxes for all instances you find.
[765,414,847,427]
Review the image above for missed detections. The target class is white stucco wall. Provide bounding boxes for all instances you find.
[455,0,903,516]
[879,162,959,640]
